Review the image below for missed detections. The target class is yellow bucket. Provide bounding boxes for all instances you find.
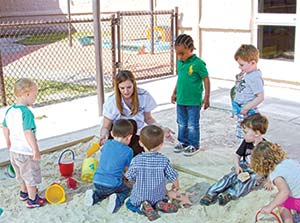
[45,183,66,204]
[81,157,98,183]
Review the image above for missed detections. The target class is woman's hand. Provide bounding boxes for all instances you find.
[99,118,112,146]
[163,127,175,143]
[99,134,108,146]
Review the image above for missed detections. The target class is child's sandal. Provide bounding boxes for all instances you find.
[155,201,178,213]
[141,201,160,221]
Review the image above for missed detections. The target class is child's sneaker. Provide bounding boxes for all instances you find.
[84,189,94,207]
[217,192,232,206]
[155,201,178,213]
[26,195,47,208]
[173,143,185,153]
[140,201,160,221]
[106,193,121,213]
[19,191,28,201]
[183,145,200,156]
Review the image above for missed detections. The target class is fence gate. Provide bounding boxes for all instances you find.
[0,10,177,107]
[113,10,176,80]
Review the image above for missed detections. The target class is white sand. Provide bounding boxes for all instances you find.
[0,108,279,223]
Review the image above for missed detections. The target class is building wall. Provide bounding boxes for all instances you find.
[199,0,253,80]
[0,0,63,15]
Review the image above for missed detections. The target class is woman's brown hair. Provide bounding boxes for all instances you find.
[114,70,139,115]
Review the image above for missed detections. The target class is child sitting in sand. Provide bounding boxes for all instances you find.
[2,78,46,208]
[251,141,300,223]
[125,125,179,221]
[84,119,134,213]
[200,113,269,206]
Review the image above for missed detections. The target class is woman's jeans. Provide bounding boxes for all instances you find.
[176,104,201,148]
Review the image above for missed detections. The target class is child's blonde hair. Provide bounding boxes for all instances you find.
[140,125,164,151]
[234,44,259,63]
[250,141,286,177]
[14,78,37,97]
[241,113,268,134]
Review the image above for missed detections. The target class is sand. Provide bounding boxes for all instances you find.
[0,108,281,223]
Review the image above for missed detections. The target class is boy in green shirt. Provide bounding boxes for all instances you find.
[171,34,210,156]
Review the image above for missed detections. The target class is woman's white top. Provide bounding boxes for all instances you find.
[103,88,157,132]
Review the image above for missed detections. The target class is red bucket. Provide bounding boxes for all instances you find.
[58,149,75,178]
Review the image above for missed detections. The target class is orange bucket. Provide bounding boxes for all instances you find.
[58,149,75,177]
[45,183,66,204]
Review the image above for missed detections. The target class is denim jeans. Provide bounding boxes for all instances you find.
[232,101,258,139]
[93,182,131,206]
[176,104,201,148]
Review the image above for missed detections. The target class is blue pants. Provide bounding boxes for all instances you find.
[176,104,201,148]
[126,198,143,214]
[93,182,131,206]
[232,101,257,139]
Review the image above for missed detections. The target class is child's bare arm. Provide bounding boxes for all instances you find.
[3,127,11,149]
[24,130,40,160]
[171,178,180,191]
[261,177,289,214]
[263,177,274,191]
[241,92,264,115]
[233,154,243,174]
[202,77,210,110]
[171,85,177,104]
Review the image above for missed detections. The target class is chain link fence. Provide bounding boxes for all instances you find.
[117,11,175,80]
[0,10,177,107]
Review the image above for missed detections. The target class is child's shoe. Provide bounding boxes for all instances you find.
[155,201,178,213]
[84,189,94,207]
[173,143,186,153]
[200,194,217,206]
[106,193,121,213]
[26,195,47,208]
[183,145,200,156]
[217,192,232,206]
[140,201,160,221]
[19,191,29,201]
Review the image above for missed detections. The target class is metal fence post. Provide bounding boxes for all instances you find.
[93,0,104,116]
[150,0,154,54]
[116,11,121,71]
[68,0,73,47]
[111,14,117,79]
[0,50,7,107]
[174,7,179,75]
